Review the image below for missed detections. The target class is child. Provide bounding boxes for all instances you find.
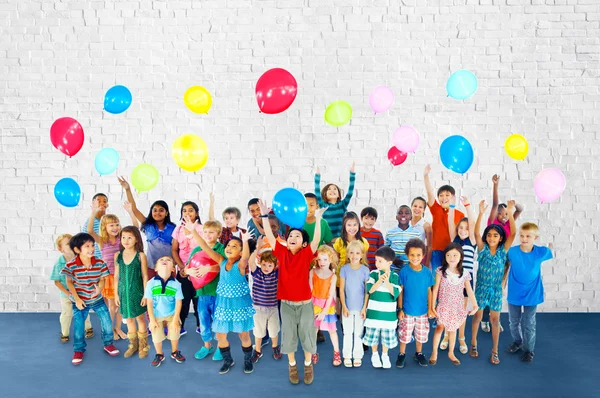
[209,203,247,246]
[61,233,120,365]
[303,193,334,246]
[185,219,255,375]
[423,164,464,270]
[360,207,385,271]
[310,245,341,366]
[429,243,478,366]
[259,198,327,385]
[339,240,370,367]
[333,212,370,280]
[396,239,435,368]
[247,197,286,238]
[50,234,93,342]
[506,222,553,363]
[470,200,516,365]
[172,201,203,335]
[385,205,423,270]
[363,246,400,369]
[114,226,149,359]
[410,197,433,262]
[249,237,282,363]
[314,161,356,238]
[145,256,185,367]
[81,193,108,260]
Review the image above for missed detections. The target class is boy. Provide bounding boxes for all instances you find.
[220,207,247,245]
[303,193,334,246]
[423,164,464,270]
[396,238,435,369]
[81,193,108,261]
[61,233,120,365]
[259,198,326,385]
[145,256,185,367]
[247,198,286,238]
[362,246,401,369]
[385,205,422,272]
[506,223,553,363]
[50,234,93,343]
[360,207,385,271]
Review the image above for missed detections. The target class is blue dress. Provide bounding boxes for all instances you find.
[212,260,255,334]
[475,244,507,312]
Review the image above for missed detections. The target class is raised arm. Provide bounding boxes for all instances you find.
[504,200,517,249]
[514,202,524,221]
[238,232,251,276]
[487,174,500,224]
[342,162,356,206]
[182,217,224,263]
[258,199,276,248]
[448,205,457,241]
[314,166,326,207]
[118,176,145,224]
[123,201,140,228]
[475,200,488,251]
[208,192,216,221]
[249,237,263,273]
[461,195,477,245]
[310,207,328,253]
[87,205,102,244]
[423,164,435,207]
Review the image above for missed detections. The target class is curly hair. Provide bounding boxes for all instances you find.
[311,245,339,271]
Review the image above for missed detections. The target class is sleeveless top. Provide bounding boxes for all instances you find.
[312,272,334,300]
[100,239,120,274]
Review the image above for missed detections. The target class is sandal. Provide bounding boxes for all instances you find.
[429,358,437,365]
[60,334,69,343]
[344,358,353,368]
[353,359,362,367]
[440,335,449,350]
[85,328,94,339]
[113,329,120,341]
[333,351,342,367]
[469,345,478,358]
[490,351,500,365]
[458,337,468,355]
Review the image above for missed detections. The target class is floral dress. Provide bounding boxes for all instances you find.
[436,269,471,331]
[475,244,507,312]
[212,260,255,334]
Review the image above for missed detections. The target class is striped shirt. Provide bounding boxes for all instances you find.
[61,256,109,305]
[100,239,120,274]
[364,270,401,330]
[81,218,102,259]
[314,172,356,238]
[361,227,385,270]
[251,268,279,307]
[454,236,476,274]
[385,225,423,261]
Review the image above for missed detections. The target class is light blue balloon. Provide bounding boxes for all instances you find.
[95,148,120,176]
[104,85,132,114]
[54,178,81,208]
[272,188,308,229]
[440,135,474,174]
[446,70,478,100]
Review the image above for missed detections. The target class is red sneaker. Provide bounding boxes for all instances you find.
[72,352,84,365]
[104,344,120,356]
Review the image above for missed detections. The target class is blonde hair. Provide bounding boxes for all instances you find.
[520,222,540,235]
[346,240,368,266]
[311,245,339,271]
[99,214,120,244]
[55,234,73,250]
[203,220,223,232]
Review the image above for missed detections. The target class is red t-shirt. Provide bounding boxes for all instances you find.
[273,241,315,301]
[429,201,464,251]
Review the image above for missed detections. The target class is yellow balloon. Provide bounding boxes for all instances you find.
[504,134,529,161]
[172,134,209,172]
[184,86,212,114]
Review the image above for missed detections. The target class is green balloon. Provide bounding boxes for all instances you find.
[324,100,352,127]
[131,163,159,192]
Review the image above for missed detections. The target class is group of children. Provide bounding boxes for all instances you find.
[50,164,554,385]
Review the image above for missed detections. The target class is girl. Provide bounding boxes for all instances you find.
[314,161,356,238]
[184,219,255,375]
[429,243,478,366]
[470,199,516,365]
[333,212,370,280]
[310,245,341,366]
[114,226,149,359]
[172,201,204,335]
[410,196,433,262]
[339,240,370,367]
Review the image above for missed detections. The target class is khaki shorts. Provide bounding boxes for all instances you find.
[281,300,316,355]
[150,315,181,343]
[253,305,280,339]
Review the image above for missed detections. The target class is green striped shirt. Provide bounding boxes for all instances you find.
[314,172,356,238]
[364,270,401,330]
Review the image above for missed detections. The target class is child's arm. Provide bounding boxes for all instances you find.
[66,276,85,310]
[123,201,140,228]
[431,272,441,318]
[113,252,121,307]
[86,205,102,245]
[314,166,326,207]
[427,286,435,318]
[208,192,216,221]
[147,297,158,330]
[172,238,186,274]
[173,299,183,329]
[461,196,477,245]
[258,199,276,249]
[140,253,149,305]
[465,277,479,315]
[488,174,500,224]
[504,200,517,249]
[423,164,435,207]
[118,176,146,224]
[448,206,457,241]
[339,274,348,318]
[397,284,404,320]
[238,232,251,276]
[424,222,433,265]
[310,207,328,254]
[361,291,368,320]
[183,219,224,264]
[249,237,262,273]
[54,280,71,297]
[514,202,524,221]
[475,200,488,251]
[309,269,314,292]
[342,161,356,207]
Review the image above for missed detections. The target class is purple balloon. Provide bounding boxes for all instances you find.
[369,86,395,114]
[534,168,566,203]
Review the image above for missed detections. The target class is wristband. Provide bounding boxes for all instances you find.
[449,204,456,209]
[260,214,269,218]
[465,203,471,207]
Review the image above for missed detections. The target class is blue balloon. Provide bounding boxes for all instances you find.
[272,188,308,229]
[94,148,120,176]
[104,85,132,114]
[440,135,474,174]
[446,70,478,100]
[54,178,81,208]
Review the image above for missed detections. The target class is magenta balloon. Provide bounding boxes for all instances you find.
[369,86,395,114]
[534,168,566,204]
[50,117,85,157]
[392,126,420,154]
[387,146,407,166]
[188,251,219,290]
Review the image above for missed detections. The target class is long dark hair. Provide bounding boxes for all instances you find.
[119,226,144,253]
[440,242,464,278]
[340,211,362,247]
[482,224,506,247]
[141,200,175,233]
[180,201,201,223]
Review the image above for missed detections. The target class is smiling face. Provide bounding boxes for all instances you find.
[407,247,424,267]
[248,203,261,221]
[445,248,461,269]
[75,240,95,259]
[152,205,168,223]
[93,195,108,217]
[485,229,502,249]
[224,239,242,259]
[518,229,538,249]
[155,256,174,279]
[411,199,426,218]
[306,197,318,217]
[457,220,470,240]
[59,238,75,260]
[106,221,121,237]
[344,218,359,238]
[182,204,198,222]
[438,190,453,209]
[325,184,341,203]
[348,246,364,265]
[497,206,509,224]
[203,227,219,245]
[361,215,376,230]
[396,207,412,228]
[286,230,306,252]
[268,218,280,235]
[120,231,137,250]
[223,213,238,229]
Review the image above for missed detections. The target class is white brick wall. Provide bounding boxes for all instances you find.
[1,0,598,312]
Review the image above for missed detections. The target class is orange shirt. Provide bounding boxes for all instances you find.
[429,201,464,251]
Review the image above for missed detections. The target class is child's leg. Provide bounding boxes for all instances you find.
[72,304,90,353]
[253,307,268,353]
[239,331,252,348]
[522,305,537,353]
[154,340,164,355]
[447,330,458,360]
[136,313,148,330]
[177,275,193,330]
[91,300,114,347]
[430,324,445,361]
[470,309,483,348]
[489,311,501,354]
[458,298,468,340]
[280,301,298,365]
[341,311,353,359]
[191,296,200,328]
[508,303,523,346]
[267,307,280,348]
[352,312,365,360]
[60,296,73,337]
[197,295,215,349]
[126,318,138,334]
[329,330,340,352]
[216,332,229,348]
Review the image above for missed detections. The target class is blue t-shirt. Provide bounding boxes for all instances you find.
[399,265,435,317]
[507,245,553,306]
[340,264,370,312]
[143,276,184,318]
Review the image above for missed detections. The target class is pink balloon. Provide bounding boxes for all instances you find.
[188,251,219,290]
[50,117,84,157]
[369,86,395,114]
[392,126,420,154]
[534,168,566,204]
[387,146,407,166]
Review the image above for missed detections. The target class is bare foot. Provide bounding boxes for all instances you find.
[429,355,438,365]
[113,330,120,341]
[448,353,461,365]
[116,328,127,339]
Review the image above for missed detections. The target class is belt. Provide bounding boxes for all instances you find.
[282,299,312,306]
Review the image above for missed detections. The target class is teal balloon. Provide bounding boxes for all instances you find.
[440,135,474,174]
[272,188,308,229]
[94,148,120,176]
[104,85,132,114]
[446,70,478,100]
[54,178,81,207]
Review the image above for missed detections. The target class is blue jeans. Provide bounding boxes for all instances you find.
[431,250,443,271]
[197,295,216,343]
[72,299,113,353]
[508,304,537,352]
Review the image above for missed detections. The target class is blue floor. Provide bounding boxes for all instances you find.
[2,313,596,398]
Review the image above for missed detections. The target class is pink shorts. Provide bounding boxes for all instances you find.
[398,314,429,344]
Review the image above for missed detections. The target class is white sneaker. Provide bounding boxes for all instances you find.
[371,353,382,368]
[381,354,391,369]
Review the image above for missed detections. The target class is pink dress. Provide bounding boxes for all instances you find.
[171,223,204,265]
[435,269,471,331]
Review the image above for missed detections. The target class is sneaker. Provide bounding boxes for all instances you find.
[196,327,201,335]
[507,342,522,354]
[289,364,300,384]
[212,348,223,361]
[194,345,215,360]
[521,351,534,363]
[481,322,490,333]
[151,353,165,367]
[180,328,187,336]
[261,338,270,348]
[414,352,428,367]
[381,354,391,369]
[396,353,406,368]
[371,353,382,368]
[304,363,314,385]
[171,350,186,363]
[72,352,84,365]
[251,350,263,364]
[272,345,282,360]
[103,344,120,357]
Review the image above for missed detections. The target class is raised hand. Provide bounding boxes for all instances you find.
[209,192,215,204]
[460,195,470,207]
[91,201,101,215]
[182,216,198,232]
[315,165,321,175]
[492,174,500,185]
[123,201,133,213]
[314,206,328,220]
[241,231,253,242]
[117,176,131,191]
[507,200,516,210]
[257,199,269,216]
[478,200,488,214]
[424,164,431,176]
[256,236,264,249]
[350,161,355,173]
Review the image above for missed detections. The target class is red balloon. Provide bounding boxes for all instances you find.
[50,117,84,157]
[388,146,407,166]
[188,251,219,290]
[255,68,298,114]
